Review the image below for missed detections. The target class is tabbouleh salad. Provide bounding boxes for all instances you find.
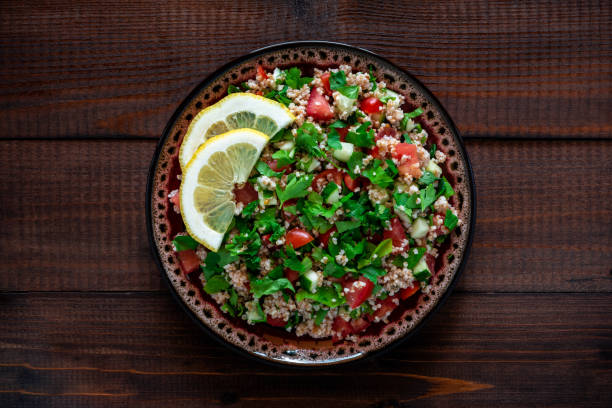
[169,64,461,342]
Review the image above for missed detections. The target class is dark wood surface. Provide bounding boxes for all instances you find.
[0,1,610,407]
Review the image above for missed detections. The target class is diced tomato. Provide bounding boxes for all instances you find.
[284,268,300,285]
[350,316,371,334]
[399,283,420,300]
[233,182,258,205]
[376,126,397,141]
[383,218,408,252]
[319,226,337,248]
[306,88,334,121]
[332,316,353,343]
[320,72,332,96]
[267,316,287,327]
[256,65,267,80]
[268,159,291,173]
[392,143,418,164]
[370,146,381,159]
[425,254,436,274]
[343,173,360,192]
[312,169,344,192]
[286,228,314,249]
[367,232,382,245]
[261,234,271,246]
[177,250,201,275]
[169,192,180,211]
[343,276,375,309]
[360,96,384,114]
[372,296,399,321]
[336,126,349,141]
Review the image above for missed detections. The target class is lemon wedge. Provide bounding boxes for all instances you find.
[180,129,269,251]
[179,92,294,169]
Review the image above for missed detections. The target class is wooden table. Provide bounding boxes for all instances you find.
[1,1,611,406]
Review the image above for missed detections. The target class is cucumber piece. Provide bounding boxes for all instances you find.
[332,142,354,162]
[410,217,429,239]
[321,182,340,204]
[245,301,266,323]
[258,189,277,206]
[276,140,295,151]
[335,93,356,113]
[412,257,431,281]
[300,270,320,293]
[307,158,321,172]
[425,160,442,178]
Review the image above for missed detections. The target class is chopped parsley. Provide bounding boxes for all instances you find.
[284,67,313,89]
[276,173,314,205]
[172,235,199,252]
[329,70,360,99]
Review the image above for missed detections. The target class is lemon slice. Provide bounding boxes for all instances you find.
[180,129,269,251]
[179,92,294,169]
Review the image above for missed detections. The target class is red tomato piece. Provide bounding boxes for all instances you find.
[399,283,420,300]
[177,250,201,275]
[332,316,353,343]
[267,316,287,327]
[372,296,399,321]
[312,169,344,192]
[256,65,266,80]
[319,226,337,248]
[367,232,383,245]
[336,126,349,141]
[286,228,314,249]
[343,276,375,309]
[360,96,384,114]
[383,218,407,252]
[233,182,258,205]
[425,254,436,274]
[392,143,418,164]
[350,316,371,334]
[376,126,397,141]
[369,146,381,159]
[267,159,291,173]
[306,88,334,121]
[284,268,300,285]
[320,72,332,96]
[343,173,360,192]
[261,234,271,246]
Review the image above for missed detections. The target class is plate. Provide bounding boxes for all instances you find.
[146,41,475,366]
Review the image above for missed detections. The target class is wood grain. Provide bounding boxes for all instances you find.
[0,0,610,140]
[1,139,610,292]
[0,292,609,407]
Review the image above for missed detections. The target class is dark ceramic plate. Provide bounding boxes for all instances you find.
[146,41,475,367]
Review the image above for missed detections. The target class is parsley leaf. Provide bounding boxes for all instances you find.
[337,85,359,99]
[336,219,361,233]
[256,160,283,178]
[346,151,365,179]
[429,144,437,158]
[296,122,324,158]
[343,238,365,260]
[276,173,313,205]
[329,120,348,129]
[227,84,240,94]
[204,275,230,294]
[264,85,292,106]
[360,265,387,284]
[295,286,346,307]
[444,209,458,231]
[172,235,199,251]
[314,308,328,326]
[251,276,295,298]
[271,149,295,168]
[285,67,313,89]
[407,107,423,118]
[362,159,394,188]
[438,177,455,199]
[418,171,437,185]
[346,122,375,148]
[323,260,345,278]
[241,201,258,217]
[419,184,437,211]
[369,65,377,91]
[405,247,426,269]
[327,127,342,150]
[329,70,347,89]
[385,159,398,178]
[393,192,419,218]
